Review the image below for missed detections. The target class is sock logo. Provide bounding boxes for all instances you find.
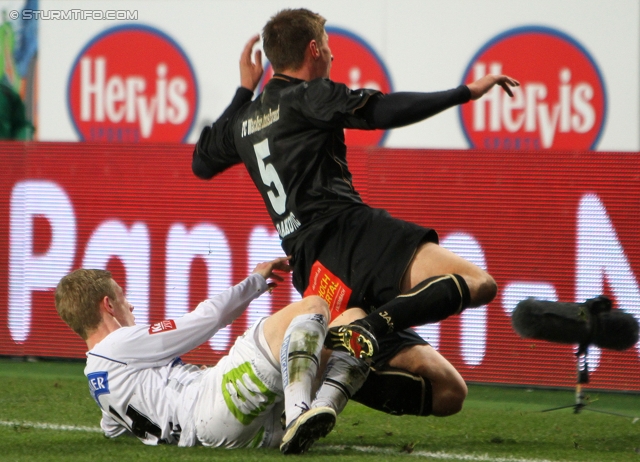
[378,310,394,332]
[280,335,290,389]
[310,313,328,328]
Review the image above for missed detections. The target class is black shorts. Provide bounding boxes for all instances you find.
[372,328,430,368]
[284,204,438,311]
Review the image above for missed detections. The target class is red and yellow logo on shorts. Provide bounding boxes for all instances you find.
[303,261,352,321]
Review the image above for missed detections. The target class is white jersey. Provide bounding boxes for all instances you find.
[85,273,268,447]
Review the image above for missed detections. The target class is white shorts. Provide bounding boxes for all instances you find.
[193,319,285,448]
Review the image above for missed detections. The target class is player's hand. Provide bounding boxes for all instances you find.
[467,74,520,100]
[252,256,292,290]
[240,34,264,92]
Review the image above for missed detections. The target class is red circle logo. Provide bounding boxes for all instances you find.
[460,27,606,150]
[260,27,392,147]
[68,25,198,142]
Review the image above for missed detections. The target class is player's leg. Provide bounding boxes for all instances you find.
[347,328,433,417]
[263,294,329,362]
[262,296,336,454]
[312,308,371,415]
[401,240,497,306]
[350,343,466,417]
[325,309,464,417]
[362,244,479,415]
[263,296,329,421]
[328,241,497,344]
[194,321,286,448]
[385,344,467,417]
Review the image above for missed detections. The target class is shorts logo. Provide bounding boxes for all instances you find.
[149,320,177,334]
[88,371,110,406]
[259,27,393,147]
[459,26,606,150]
[222,362,277,426]
[68,24,198,142]
[304,261,352,322]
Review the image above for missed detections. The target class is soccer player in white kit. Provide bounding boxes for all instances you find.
[55,256,371,454]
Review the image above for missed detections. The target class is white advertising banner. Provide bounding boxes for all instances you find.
[22,0,640,150]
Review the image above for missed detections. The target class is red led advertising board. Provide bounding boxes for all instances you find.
[1,143,638,391]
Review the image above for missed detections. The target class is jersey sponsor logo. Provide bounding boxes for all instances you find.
[88,371,110,405]
[222,361,277,426]
[241,105,280,137]
[303,261,352,321]
[259,27,393,147]
[460,26,606,150]
[149,319,177,334]
[68,24,198,142]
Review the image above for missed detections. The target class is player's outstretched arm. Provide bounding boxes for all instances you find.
[467,74,520,100]
[252,256,292,290]
[240,34,264,92]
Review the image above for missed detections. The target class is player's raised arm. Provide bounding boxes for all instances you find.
[467,74,520,100]
[240,34,264,92]
[355,73,519,130]
[192,36,263,179]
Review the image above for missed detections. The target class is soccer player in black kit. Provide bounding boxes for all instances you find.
[193,9,519,423]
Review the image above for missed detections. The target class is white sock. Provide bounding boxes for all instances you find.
[312,351,370,414]
[280,313,327,426]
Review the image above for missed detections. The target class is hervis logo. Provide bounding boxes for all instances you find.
[260,27,393,146]
[68,25,198,142]
[460,26,606,150]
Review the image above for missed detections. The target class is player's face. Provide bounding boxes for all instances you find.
[318,31,333,78]
[109,280,135,327]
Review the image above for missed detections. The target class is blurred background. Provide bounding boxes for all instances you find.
[1,0,639,395]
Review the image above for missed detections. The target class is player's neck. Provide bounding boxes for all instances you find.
[86,331,105,351]
[278,68,314,82]
[279,60,325,82]
[85,318,121,350]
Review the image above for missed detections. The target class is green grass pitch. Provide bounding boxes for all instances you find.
[1,358,639,461]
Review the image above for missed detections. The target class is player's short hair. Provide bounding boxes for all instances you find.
[263,8,326,72]
[55,269,115,340]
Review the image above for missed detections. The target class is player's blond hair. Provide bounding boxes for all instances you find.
[55,269,115,340]
[263,8,326,72]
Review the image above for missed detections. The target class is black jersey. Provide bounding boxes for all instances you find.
[194,75,380,240]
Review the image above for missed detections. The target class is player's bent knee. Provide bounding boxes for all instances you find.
[431,379,467,417]
[302,295,330,319]
[392,344,468,417]
[470,273,498,307]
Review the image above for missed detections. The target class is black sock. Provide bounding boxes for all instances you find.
[355,274,471,337]
[352,368,433,416]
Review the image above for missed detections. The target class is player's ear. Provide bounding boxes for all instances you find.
[101,296,115,316]
[309,39,320,59]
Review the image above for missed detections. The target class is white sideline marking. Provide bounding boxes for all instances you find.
[0,420,555,462]
[320,445,557,462]
[0,420,102,433]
